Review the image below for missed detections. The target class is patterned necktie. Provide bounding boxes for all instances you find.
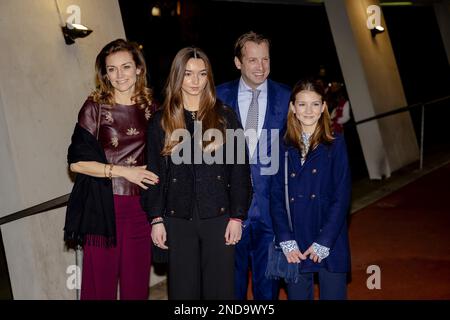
[245,89,260,157]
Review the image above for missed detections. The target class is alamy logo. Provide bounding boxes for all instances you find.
[66,265,81,290]
[169,121,280,175]
[366,265,381,290]
[366,5,382,30]
[66,5,82,26]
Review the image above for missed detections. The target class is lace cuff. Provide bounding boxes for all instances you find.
[279,240,299,255]
[312,242,330,260]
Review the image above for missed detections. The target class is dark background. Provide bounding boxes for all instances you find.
[118,0,450,180]
[118,0,450,103]
[119,0,342,100]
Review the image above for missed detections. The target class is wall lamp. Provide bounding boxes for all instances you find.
[371,25,385,37]
[54,1,93,45]
[61,22,93,45]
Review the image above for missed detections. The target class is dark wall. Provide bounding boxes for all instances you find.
[118,0,450,171]
[383,6,450,152]
[118,0,342,102]
[384,6,450,103]
[118,1,449,101]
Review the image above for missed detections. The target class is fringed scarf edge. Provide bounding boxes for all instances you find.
[64,231,116,250]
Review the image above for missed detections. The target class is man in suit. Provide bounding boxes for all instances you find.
[216,31,290,300]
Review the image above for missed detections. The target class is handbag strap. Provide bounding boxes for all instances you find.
[284,151,293,232]
[95,104,102,140]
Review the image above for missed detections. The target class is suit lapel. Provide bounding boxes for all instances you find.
[262,80,274,130]
[262,80,285,131]
[226,80,241,124]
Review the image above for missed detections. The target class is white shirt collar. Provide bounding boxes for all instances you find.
[238,77,268,94]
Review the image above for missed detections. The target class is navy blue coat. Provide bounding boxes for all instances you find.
[216,79,291,227]
[269,134,351,273]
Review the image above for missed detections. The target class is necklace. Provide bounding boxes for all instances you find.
[184,106,198,120]
[183,104,198,121]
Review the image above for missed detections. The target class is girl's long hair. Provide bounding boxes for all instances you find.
[284,77,334,153]
[91,38,152,109]
[161,47,225,155]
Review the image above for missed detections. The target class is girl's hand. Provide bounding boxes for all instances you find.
[224,220,242,245]
[151,223,168,249]
[285,249,307,263]
[304,245,321,263]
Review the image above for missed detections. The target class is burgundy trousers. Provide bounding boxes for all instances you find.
[80,195,151,300]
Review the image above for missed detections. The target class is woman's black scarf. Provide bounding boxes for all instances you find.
[64,123,116,249]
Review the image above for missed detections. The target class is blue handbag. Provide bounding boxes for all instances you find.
[265,151,300,283]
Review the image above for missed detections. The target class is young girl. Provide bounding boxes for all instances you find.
[270,77,351,300]
[142,47,252,299]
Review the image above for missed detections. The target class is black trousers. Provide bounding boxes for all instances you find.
[167,206,235,300]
